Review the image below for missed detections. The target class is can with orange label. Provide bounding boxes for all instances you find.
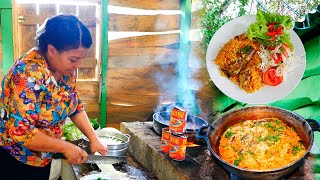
[169,132,187,161]
[160,127,170,153]
[169,107,187,133]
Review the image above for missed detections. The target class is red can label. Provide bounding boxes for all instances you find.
[160,128,170,153]
[169,132,187,161]
[169,107,187,133]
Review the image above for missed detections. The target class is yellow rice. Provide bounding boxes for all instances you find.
[219,118,306,170]
[214,34,263,93]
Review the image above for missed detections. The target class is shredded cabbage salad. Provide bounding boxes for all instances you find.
[258,44,295,78]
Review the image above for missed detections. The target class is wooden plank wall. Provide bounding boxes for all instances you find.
[15,3,100,118]
[107,0,180,123]
[106,0,215,124]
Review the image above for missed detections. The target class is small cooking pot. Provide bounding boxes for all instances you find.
[95,131,130,150]
[153,111,208,142]
[83,131,130,150]
[196,106,320,180]
[77,138,129,157]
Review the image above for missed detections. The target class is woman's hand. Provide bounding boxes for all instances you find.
[90,138,108,155]
[62,143,88,164]
[69,111,107,155]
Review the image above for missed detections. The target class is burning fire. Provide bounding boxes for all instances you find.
[186,141,200,147]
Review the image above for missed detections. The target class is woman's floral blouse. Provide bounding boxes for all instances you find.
[0,49,84,167]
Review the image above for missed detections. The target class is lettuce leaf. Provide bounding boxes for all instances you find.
[63,122,83,141]
[247,9,293,49]
[279,33,293,49]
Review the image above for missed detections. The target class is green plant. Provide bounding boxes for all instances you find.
[198,0,252,51]
[89,118,100,130]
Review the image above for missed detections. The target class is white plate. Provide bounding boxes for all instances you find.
[206,15,306,104]
[80,173,118,180]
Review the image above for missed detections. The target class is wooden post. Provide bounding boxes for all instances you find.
[99,0,109,128]
[0,0,14,74]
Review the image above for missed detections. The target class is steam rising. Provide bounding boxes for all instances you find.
[153,52,203,116]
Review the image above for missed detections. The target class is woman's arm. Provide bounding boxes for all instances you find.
[70,111,107,155]
[25,130,88,164]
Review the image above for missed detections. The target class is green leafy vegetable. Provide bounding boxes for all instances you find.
[239,45,253,55]
[292,145,304,155]
[247,9,294,49]
[257,135,280,146]
[89,118,100,130]
[97,177,108,180]
[264,122,276,130]
[63,122,83,141]
[264,135,280,143]
[225,131,234,138]
[234,155,243,166]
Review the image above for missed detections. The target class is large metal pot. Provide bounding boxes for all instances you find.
[196,106,319,180]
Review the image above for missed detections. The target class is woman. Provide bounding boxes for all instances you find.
[0,14,107,179]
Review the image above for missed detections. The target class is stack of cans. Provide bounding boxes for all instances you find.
[160,106,188,161]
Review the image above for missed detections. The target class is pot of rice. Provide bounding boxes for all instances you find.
[196,106,319,179]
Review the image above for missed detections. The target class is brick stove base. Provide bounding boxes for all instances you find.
[120,122,315,180]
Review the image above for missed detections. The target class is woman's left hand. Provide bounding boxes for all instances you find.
[90,138,108,155]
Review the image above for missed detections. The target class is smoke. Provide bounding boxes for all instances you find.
[177,51,203,116]
[153,61,177,114]
[153,50,203,116]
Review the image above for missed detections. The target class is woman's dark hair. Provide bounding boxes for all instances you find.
[35,14,92,53]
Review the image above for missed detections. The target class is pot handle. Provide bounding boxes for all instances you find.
[306,119,320,132]
[196,125,209,140]
[124,134,131,139]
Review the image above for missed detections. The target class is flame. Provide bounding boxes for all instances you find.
[186,141,200,147]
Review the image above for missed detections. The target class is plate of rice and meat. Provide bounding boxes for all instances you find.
[206,10,306,104]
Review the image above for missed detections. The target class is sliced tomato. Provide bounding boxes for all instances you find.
[268,24,275,32]
[263,68,283,86]
[271,53,283,64]
[274,26,283,35]
[266,31,276,37]
[268,46,275,50]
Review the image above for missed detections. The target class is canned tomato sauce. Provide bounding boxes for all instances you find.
[169,132,187,161]
[160,127,170,153]
[169,107,187,133]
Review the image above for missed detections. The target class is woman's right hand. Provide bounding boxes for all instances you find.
[62,143,88,164]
